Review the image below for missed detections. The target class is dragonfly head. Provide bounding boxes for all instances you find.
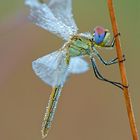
[92,26,111,47]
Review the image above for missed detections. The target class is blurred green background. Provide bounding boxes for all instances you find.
[0,0,139,140]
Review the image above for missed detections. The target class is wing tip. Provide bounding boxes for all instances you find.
[32,60,39,74]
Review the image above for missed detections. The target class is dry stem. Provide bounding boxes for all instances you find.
[107,0,139,140]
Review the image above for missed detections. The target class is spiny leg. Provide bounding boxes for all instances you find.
[41,85,63,138]
[105,32,120,48]
[95,51,125,66]
[91,60,123,89]
[90,58,127,90]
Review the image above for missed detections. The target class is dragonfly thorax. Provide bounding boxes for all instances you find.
[67,26,112,58]
[68,34,93,57]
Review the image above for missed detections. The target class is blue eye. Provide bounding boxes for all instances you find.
[93,26,106,44]
[94,31,105,44]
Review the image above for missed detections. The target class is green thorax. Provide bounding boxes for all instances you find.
[68,35,92,57]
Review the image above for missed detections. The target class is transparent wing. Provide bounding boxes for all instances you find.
[79,32,93,40]
[32,49,69,87]
[69,57,89,74]
[25,0,77,40]
[48,0,78,33]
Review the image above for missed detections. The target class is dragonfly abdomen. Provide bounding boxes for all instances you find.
[41,86,62,138]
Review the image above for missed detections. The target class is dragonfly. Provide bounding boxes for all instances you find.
[25,0,127,138]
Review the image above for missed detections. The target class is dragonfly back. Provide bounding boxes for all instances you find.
[68,34,93,57]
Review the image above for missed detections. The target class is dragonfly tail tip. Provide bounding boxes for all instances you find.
[41,128,49,139]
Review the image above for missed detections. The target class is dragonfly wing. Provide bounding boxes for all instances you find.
[69,57,89,74]
[48,0,78,33]
[25,0,76,40]
[32,49,69,87]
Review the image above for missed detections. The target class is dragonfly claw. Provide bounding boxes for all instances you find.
[119,54,126,63]
[123,84,129,89]
[114,32,121,38]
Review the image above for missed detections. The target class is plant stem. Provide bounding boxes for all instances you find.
[107,0,139,140]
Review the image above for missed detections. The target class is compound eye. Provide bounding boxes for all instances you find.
[93,26,106,44]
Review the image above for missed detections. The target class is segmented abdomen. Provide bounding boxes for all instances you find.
[41,86,62,138]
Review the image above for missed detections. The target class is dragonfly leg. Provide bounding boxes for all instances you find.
[105,32,121,48]
[119,54,126,63]
[93,48,125,65]
[97,53,125,65]
[90,58,128,90]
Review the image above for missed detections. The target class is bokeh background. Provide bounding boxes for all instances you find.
[0,0,139,140]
